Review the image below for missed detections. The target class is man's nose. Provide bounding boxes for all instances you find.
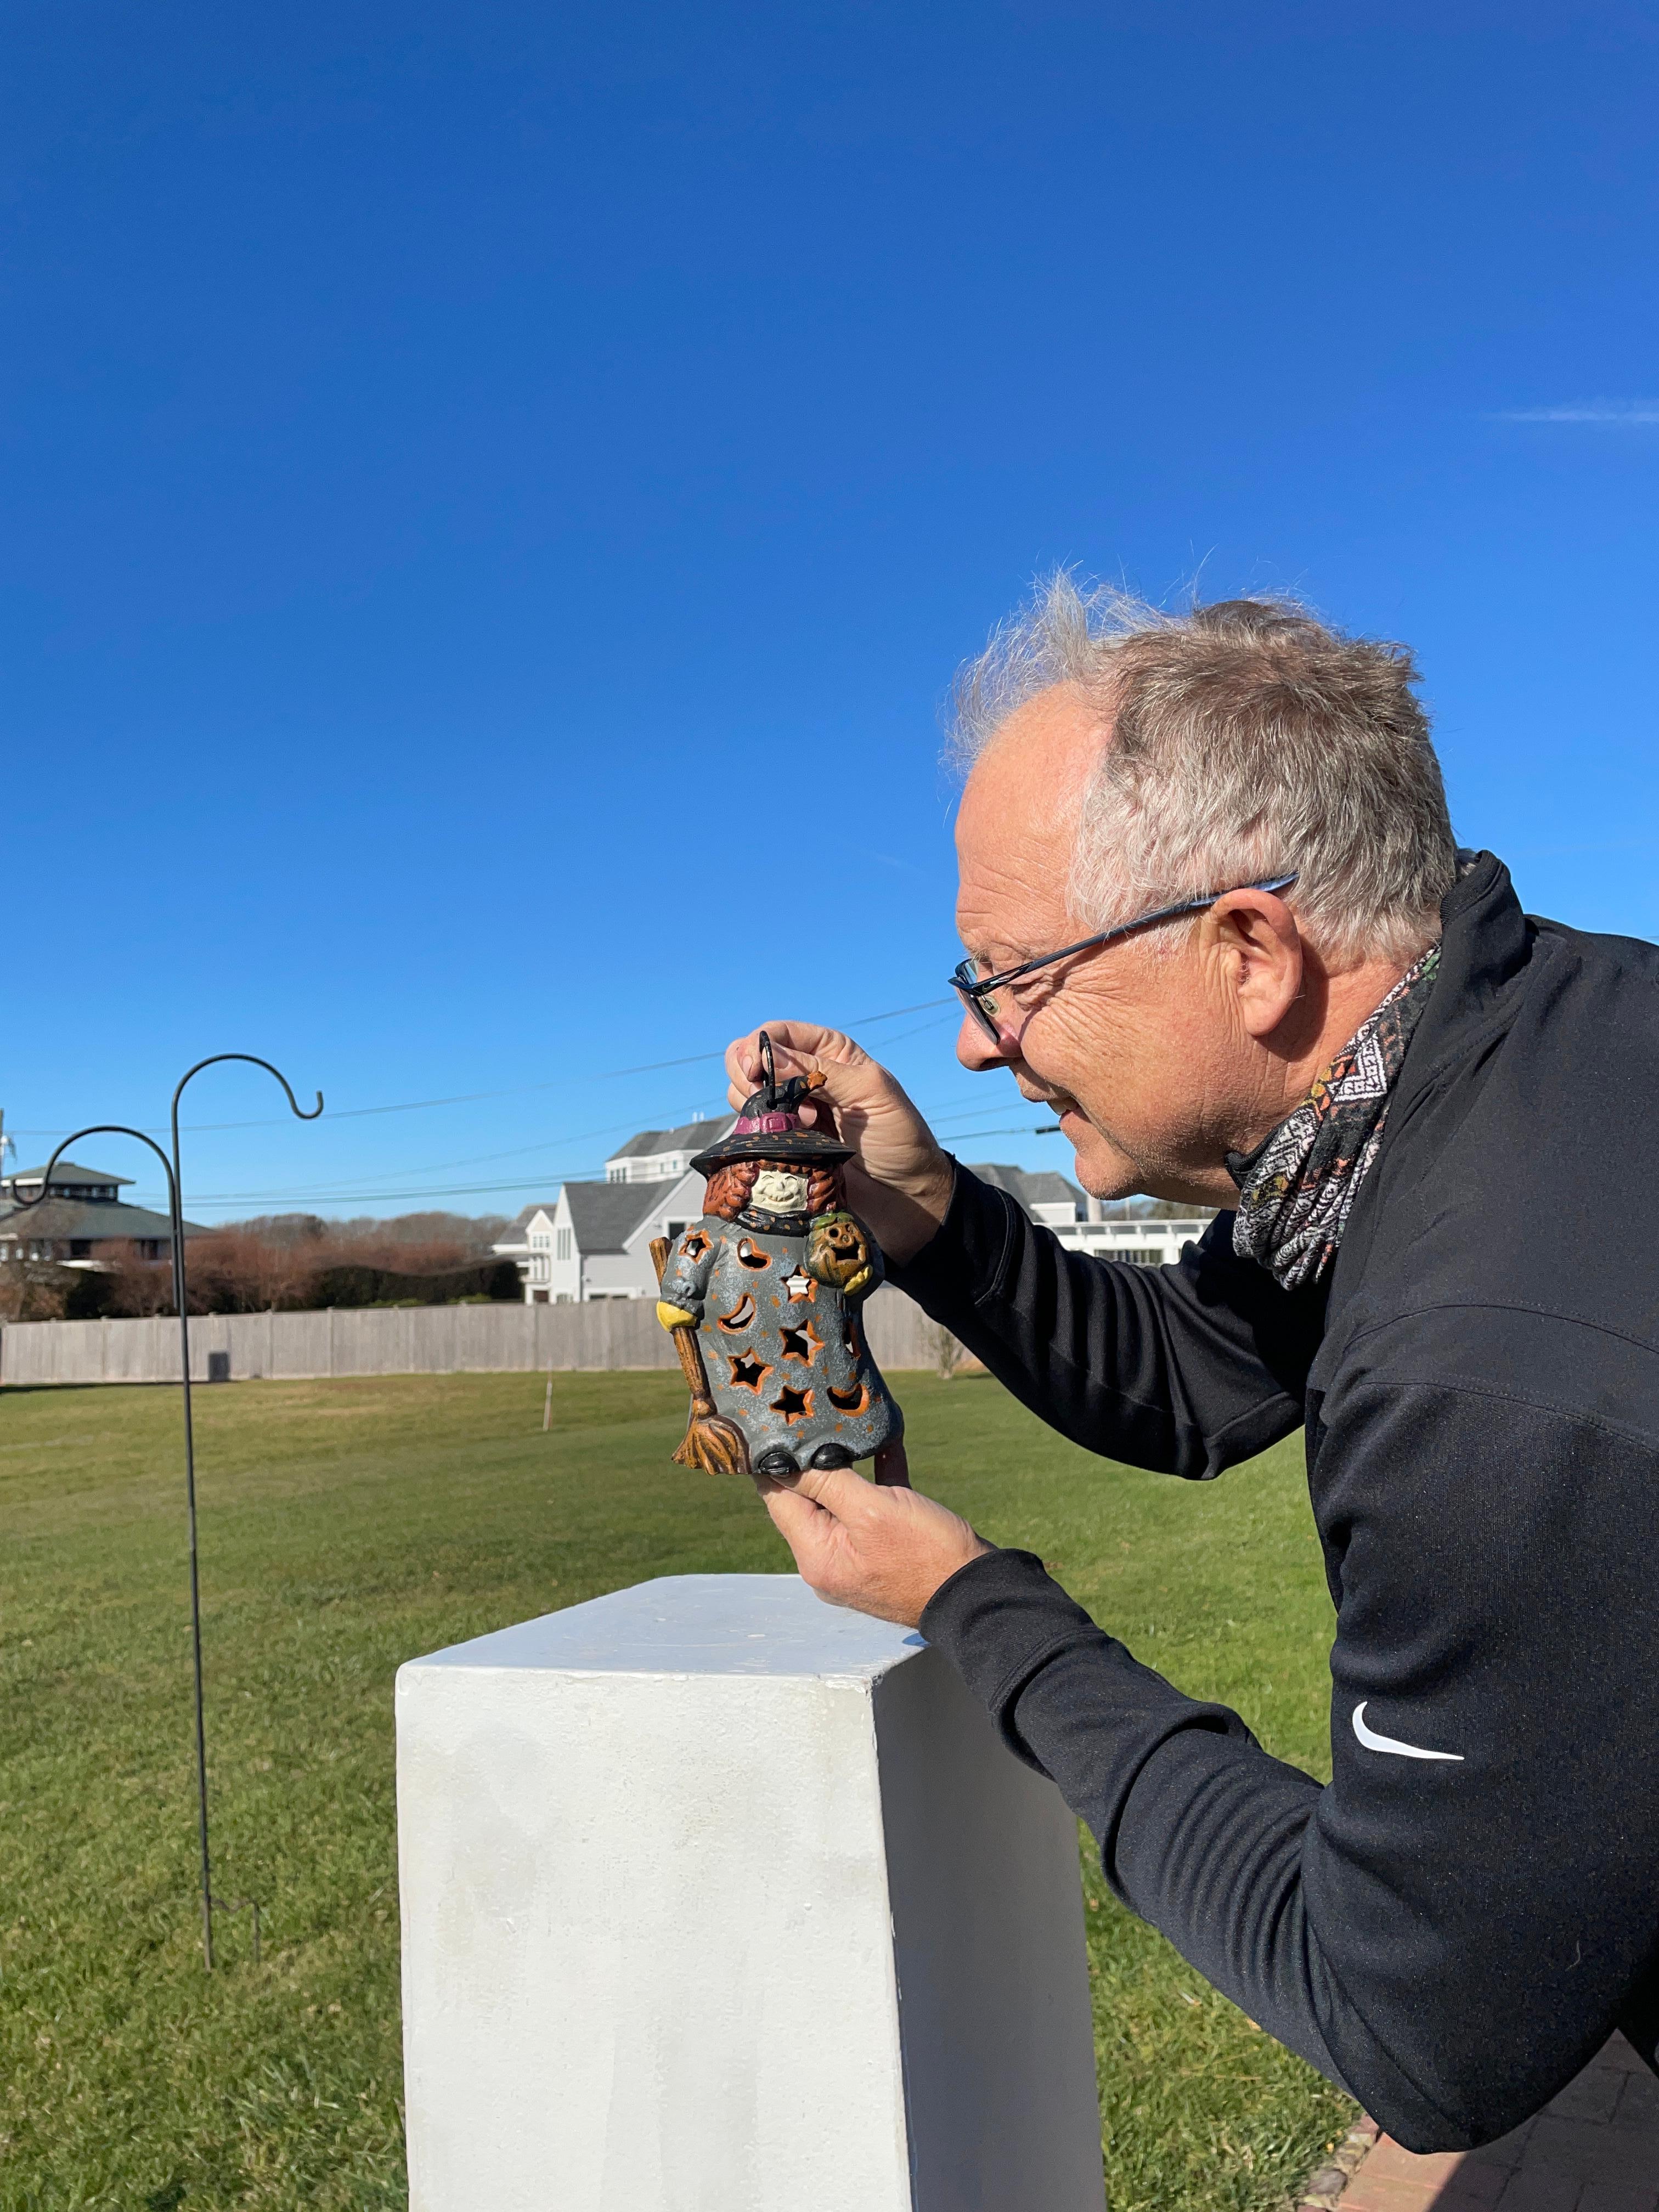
[956,1008,1017,1072]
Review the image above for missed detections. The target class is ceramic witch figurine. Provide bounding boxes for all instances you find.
[652,1035,905,1483]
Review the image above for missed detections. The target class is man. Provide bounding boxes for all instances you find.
[725,581,1659,2153]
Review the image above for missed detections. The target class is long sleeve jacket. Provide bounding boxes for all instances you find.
[896,853,1659,2151]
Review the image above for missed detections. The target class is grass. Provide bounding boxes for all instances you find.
[0,1369,1354,2209]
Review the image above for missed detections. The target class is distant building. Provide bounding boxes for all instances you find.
[964,1161,1215,1268]
[0,1160,206,1268]
[602,1118,731,1186]
[494,1119,1215,1305]
[493,1118,733,1303]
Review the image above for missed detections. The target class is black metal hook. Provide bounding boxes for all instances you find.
[171,1054,324,1140]
[9,1059,321,1972]
[8,1126,177,1214]
[164,1056,322,1971]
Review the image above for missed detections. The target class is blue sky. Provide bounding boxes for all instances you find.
[5,3,1656,1218]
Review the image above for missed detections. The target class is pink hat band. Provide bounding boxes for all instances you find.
[733,1110,799,1136]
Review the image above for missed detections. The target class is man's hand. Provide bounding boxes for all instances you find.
[725,1020,954,1264]
[758,1463,992,1629]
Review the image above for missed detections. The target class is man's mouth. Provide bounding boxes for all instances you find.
[1023,1087,1082,1121]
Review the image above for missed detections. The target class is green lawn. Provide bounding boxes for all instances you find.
[0,1369,1353,2210]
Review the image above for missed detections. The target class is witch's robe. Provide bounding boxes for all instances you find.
[656,1207,901,1469]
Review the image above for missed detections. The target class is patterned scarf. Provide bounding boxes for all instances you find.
[1229,943,1441,1292]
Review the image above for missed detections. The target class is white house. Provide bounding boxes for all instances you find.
[494,1118,733,1304]
[965,1163,1216,1269]
[496,1124,1216,1305]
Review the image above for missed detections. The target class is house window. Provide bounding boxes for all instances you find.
[555,1227,572,1261]
[665,1221,689,1240]
[607,1166,627,1184]
[69,1240,92,1260]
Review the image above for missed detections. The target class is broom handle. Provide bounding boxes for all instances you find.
[650,1237,719,1412]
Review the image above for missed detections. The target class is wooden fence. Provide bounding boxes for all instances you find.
[0,1285,957,1387]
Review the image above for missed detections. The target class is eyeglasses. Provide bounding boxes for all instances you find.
[949,874,1300,1046]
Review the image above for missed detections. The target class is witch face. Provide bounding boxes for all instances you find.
[751,1166,811,1216]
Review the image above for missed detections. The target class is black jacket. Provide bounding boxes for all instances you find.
[898,854,1659,2151]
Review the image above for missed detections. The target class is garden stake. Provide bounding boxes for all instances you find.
[16,1056,321,1970]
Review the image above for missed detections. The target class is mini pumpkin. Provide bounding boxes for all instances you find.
[806,1212,874,1296]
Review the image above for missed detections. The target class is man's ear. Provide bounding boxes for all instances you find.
[1204,889,1304,1041]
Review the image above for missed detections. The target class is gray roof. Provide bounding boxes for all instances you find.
[607,1116,732,1163]
[0,1197,205,1242]
[5,1160,134,1191]
[505,1201,562,1230]
[563,1178,673,1252]
[966,1163,1086,1218]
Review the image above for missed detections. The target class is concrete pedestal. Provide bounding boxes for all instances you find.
[396,1573,1105,2212]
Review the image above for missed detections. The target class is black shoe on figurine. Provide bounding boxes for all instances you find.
[808,1443,855,1471]
[753,1448,799,1480]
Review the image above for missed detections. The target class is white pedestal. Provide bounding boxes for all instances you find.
[396,1573,1105,2212]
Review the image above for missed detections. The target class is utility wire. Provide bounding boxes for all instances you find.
[5,999,958,1139]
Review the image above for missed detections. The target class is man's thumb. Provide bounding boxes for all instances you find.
[778,1463,869,1519]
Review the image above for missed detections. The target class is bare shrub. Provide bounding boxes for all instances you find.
[0,1260,75,1323]
[930,1323,967,1382]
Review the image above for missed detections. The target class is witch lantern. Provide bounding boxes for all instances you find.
[652,1036,904,1483]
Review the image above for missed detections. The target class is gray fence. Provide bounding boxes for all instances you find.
[0,1286,958,1388]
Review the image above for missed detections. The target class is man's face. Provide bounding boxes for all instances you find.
[752,1166,810,1215]
[953,686,1242,1203]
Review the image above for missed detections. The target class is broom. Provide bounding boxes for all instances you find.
[650,1238,751,1476]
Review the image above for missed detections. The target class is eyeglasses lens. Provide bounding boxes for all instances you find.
[953,979,1002,1044]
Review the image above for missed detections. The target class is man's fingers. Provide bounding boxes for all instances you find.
[762,1483,840,1569]
[777,1462,882,1520]
[724,1022,873,1107]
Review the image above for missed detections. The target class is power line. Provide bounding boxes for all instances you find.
[136,1113,1068,1212]
[116,1073,1057,1211]
[4,998,959,1138]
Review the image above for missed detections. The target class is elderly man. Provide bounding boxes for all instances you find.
[726,583,1659,2153]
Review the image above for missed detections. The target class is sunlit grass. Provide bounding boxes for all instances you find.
[0,1369,1351,2208]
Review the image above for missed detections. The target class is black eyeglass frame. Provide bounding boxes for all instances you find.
[949,873,1300,1045]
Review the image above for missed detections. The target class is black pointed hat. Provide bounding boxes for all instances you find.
[690,1032,854,1173]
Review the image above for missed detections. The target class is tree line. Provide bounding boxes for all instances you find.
[0,1211,521,1323]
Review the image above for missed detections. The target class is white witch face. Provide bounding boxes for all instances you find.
[751,1166,811,1216]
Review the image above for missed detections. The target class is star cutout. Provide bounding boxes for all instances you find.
[781,1269,813,1300]
[779,1322,822,1363]
[770,1385,812,1423]
[737,1238,771,1270]
[679,1231,710,1260]
[729,1353,771,1392]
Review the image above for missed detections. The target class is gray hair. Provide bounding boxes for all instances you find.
[950,575,1458,968]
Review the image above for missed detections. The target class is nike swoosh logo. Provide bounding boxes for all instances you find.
[1352,1701,1464,1762]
